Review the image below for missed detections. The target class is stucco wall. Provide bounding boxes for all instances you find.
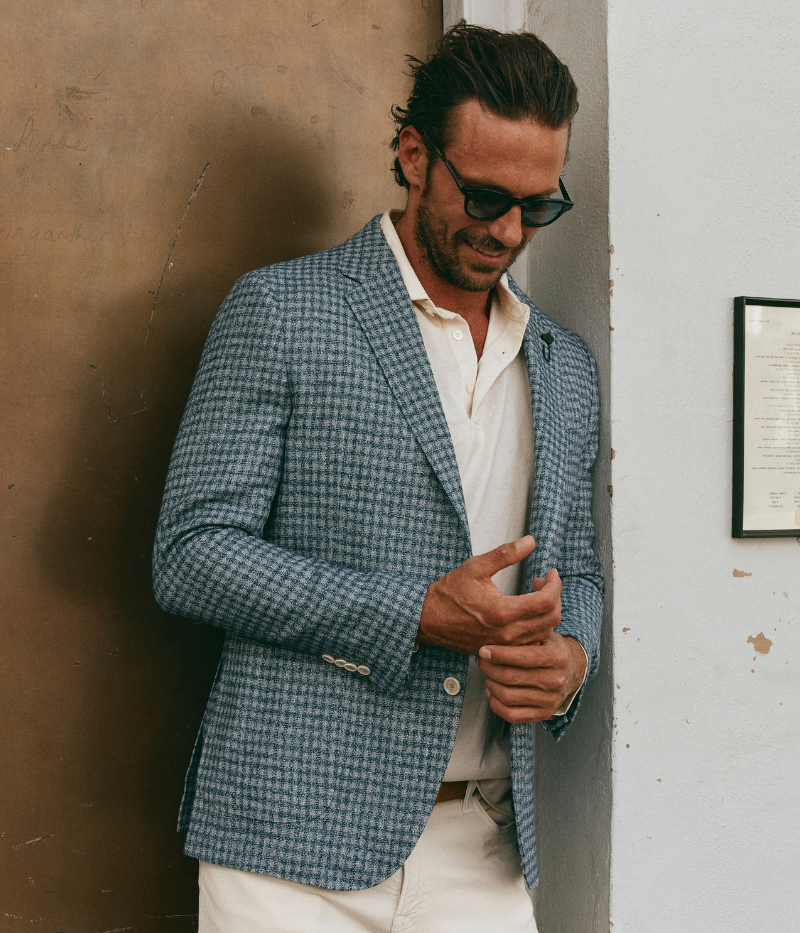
[607,1,800,929]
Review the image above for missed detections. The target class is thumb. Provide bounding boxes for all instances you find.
[470,536,535,580]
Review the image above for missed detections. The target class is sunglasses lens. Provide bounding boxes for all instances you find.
[521,201,567,227]
[465,192,511,220]
[465,193,571,226]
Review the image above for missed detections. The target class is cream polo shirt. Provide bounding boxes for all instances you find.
[381,210,534,780]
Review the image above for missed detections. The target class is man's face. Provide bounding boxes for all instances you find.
[413,99,570,293]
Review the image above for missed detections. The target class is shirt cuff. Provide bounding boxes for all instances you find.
[551,639,589,718]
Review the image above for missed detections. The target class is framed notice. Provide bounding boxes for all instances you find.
[733,296,800,537]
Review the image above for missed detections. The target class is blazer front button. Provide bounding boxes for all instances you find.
[334,658,347,667]
[357,665,371,675]
[344,662,358,672]
[322,654,335,663]
[443,677,461,696]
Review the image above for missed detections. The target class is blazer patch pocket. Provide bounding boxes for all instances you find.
[194,642,344,823]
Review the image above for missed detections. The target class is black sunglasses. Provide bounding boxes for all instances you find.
[426,138,573,228]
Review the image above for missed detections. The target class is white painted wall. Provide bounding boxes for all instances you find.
[607,1,800,930]
[447,1,800,931]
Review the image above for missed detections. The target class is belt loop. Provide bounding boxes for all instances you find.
[462,780,478,814]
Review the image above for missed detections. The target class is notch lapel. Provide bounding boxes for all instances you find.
[343,254,470,544]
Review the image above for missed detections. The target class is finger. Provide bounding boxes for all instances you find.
[478,644,554,666]
[531,577,546,591]
[486,680,558,707]
[543,568,562,590]
[485,670,567,700]
[486,690,553,724]
[469,536,535,580]
[493,571,562,625]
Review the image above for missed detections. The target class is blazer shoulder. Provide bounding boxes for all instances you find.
[220,216,387,316]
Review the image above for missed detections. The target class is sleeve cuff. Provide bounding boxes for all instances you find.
[550,638,589,718]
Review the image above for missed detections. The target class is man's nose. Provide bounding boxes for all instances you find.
[485,205,525,249]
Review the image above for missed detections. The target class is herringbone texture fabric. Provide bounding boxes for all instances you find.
[153,216,603,890]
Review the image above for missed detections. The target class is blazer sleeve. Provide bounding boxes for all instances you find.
[542,347,605,741]
[152,273,427,695]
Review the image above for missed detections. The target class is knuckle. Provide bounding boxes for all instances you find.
[493,605,514,627]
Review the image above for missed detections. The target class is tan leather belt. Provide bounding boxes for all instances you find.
[435,780,469,804]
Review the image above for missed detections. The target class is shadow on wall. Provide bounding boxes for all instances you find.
[25,117,335,925]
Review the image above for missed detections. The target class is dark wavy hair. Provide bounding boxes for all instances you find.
[390,23,578,188]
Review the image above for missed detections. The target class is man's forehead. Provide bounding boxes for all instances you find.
[443,99,569,190]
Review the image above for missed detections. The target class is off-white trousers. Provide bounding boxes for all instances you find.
[199,788,537,933]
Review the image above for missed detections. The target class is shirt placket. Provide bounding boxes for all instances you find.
[436,310,478,421]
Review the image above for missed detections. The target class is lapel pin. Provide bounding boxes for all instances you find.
[540,332,554,362]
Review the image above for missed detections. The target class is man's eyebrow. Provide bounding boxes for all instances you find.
[460,176,560,199]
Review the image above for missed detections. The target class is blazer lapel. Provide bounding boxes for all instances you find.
[340,223,470,542]
[523,321,571,584]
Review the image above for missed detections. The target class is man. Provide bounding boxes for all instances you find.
[154,24,603,933]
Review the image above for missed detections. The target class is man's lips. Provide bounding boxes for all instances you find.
[464,241,510,264]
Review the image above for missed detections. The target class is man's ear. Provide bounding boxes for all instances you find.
[397,126,429,191]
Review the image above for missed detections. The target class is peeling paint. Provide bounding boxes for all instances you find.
[747,632,773,654]
[732,569,752,578]
[11,834,52,850]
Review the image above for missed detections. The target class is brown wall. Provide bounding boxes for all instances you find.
[0,3,441,929]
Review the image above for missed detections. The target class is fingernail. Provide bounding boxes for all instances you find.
[479,647,491,659]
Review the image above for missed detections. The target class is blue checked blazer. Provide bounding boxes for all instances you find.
[153,215,603,890]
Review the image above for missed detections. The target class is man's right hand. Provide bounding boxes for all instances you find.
[417,536,562,656]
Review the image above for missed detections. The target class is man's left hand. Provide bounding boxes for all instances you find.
[476,634,587,724]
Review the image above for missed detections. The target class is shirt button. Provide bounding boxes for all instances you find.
[357,665,371,676]
[334,658,347,667]
[344,662,358,672]
[452,330,464,341]
[322,654,335,663]
[443,677,462,696]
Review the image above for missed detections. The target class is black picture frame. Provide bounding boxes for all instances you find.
[732,296,800,538]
